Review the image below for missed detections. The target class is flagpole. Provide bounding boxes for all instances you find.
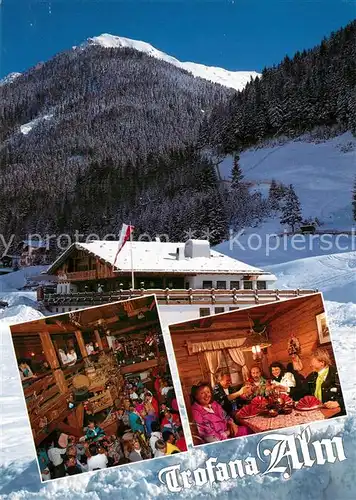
[130,223,135,289]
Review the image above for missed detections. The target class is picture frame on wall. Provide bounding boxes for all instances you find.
[316,312,331,344]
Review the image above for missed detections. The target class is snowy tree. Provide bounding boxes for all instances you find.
[280,184,303,232]
[353,177,356,221]
[231,154,244,189]
[268,179,281,210]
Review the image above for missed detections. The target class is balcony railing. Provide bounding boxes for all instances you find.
[43,287,318,307]
[58,270,97,281]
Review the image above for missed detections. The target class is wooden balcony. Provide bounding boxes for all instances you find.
[43,287,318,307]
[58,269,97,281]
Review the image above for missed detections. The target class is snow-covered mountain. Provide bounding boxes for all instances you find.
[84,34,260,91]
[0,71,21,86]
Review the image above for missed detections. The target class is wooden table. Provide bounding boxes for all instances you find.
[239,407,341,434]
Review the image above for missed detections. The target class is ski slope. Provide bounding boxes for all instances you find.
[219,131,356,230]
[268,251,356,303]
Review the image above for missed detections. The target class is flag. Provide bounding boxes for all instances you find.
[113,224,134,268]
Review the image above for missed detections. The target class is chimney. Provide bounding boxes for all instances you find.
[184,239,211,259]
[176,246,185,260]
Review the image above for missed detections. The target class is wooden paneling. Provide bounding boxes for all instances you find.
[119,359,158,374]
[266,295,333,376]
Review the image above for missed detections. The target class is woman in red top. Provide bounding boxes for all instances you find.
[144,394,159,416]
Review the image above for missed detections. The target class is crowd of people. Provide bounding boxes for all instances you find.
[190,348,345,444]
[37,369,187,480]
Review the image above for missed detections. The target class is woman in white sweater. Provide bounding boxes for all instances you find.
[269,362,296,395]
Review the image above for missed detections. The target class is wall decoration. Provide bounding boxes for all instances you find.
[316,312,331,344]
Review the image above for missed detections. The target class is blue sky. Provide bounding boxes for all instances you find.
[1,0,355,77]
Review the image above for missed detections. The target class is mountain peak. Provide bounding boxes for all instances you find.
[0,72,21,86]
[83,33,260,91]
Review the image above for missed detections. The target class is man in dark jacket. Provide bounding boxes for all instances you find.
[304,348,345,416]
[213,371,251,417]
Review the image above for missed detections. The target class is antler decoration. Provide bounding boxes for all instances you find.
[69,311,82,328]
[248,313,268,336]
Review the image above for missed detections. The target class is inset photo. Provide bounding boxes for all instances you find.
[10,295,187,482]
[168,293,346,447]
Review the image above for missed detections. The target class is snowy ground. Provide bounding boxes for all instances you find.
[218,131,356,230]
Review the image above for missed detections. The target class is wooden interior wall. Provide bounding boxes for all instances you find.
[13,336,43,359]
[266,295,333,376]
[173,340,210,420]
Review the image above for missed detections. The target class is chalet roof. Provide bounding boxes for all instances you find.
[46,240,275,277]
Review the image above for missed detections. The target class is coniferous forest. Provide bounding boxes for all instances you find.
[0,21,355,248]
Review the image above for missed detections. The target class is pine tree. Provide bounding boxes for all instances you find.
[352,177,356,221]
[268,179,280,211]
[231,154,244,189]
[280,184,303,232]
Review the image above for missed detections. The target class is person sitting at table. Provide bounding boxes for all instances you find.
[87,443,108,471]
[162,430,181,454]
[18,359,36,383]
[149,421,162,455]
[154,439,166,457]
[85,342,95,356]
[128,404,145,433]
[242,366,267,398]
[58,348,69,365]
[268,362,296,395]
[286,362,306,400]
[127,439,144,462]
[144,393,159,417]
[85,420,105,442]
[213,371,252,415]
[161,409,181,434]
[304,348,345,415]
[65,348,77,366]
[191,382,249,443]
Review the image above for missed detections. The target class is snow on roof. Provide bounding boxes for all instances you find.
[255,274,277,281]
[47,240,271,276]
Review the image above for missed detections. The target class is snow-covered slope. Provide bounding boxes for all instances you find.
[84,34,260,91]
[0,72,21,86]
[268,251,356,303]
[20,114,53,135]
[219,131,356,229]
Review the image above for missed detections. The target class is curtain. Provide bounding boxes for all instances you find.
[228,346,249,381]
[187,337,246,355]
[204,350,222,387]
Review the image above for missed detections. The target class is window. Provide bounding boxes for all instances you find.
[229,307,239,311]
[257,281,267,290]
[199,308,211,317]
[243,281,253,290]
[216,281,226,289]
[215,307,225,314]
[219,350,243,386]
[202,281,213,289]
[185,282,190,290]
[230,281,240,290]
